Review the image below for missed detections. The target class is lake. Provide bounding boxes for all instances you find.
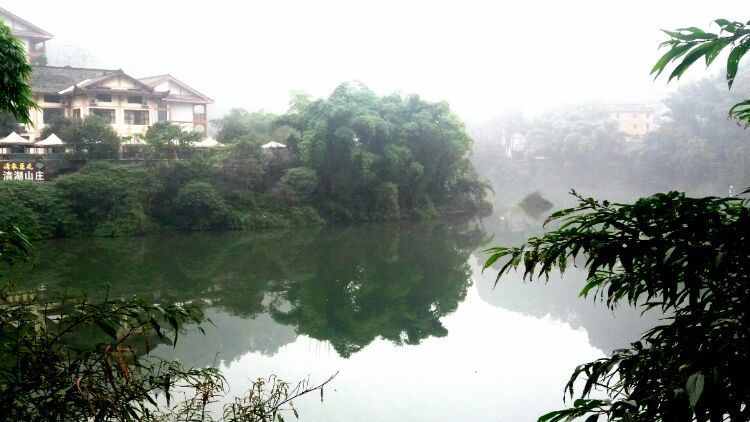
[11,218,659,421]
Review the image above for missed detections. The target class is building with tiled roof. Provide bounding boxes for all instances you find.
[0,6,52,65]
[1,8,213,142]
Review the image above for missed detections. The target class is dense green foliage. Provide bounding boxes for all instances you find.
[209,83,492,222]
[0,111,21,137]
[1,83,491,240]
[0,21,35,124]
[485,192,750,421]
[0,294,216,421]
[42,116,121,159]
[273,82,491,220]
[143,122,202,159]
[0,161,325,239]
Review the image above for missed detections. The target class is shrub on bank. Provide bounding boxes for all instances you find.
[174,181,237,230]
[54,162,160,236]
[0,182,78,239]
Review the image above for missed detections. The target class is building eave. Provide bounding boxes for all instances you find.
[0,6,54,39]
[163,96,214,105]
[138,73,214,103]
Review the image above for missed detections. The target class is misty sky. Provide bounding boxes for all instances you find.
[6,1,749,119]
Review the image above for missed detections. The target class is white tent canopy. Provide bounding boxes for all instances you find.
[35,133,66,146]
[261,141,287,149]
[193,137,221,148]
[0,132,34,145]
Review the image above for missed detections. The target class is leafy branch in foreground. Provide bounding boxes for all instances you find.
[0,292,337,421]
[156,372,339,422]
[652,19,750,124]
[484,191,750,421]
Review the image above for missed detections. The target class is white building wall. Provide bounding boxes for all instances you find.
[169,103,193,122]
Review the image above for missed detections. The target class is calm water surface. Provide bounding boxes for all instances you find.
[14,219,658,421]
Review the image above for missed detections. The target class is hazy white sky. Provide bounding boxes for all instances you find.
[6,1,749,119]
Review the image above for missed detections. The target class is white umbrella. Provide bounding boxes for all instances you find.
[35,133,66,146]
[261,141,287,149]
[0,132,34,145]
[194,137,221,148]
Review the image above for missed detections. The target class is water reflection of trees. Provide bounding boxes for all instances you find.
[13,221,487,360]
[269,224,486,357]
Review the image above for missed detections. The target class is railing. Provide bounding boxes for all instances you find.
[1,153,66,161]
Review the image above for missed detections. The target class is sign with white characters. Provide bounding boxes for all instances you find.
[1,162,45,182]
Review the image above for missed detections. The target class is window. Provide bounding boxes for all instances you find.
[42,108,64,124]
[43,94,62,103]
[127,95,144,104]
[95,93,112,103]
[158,109,167,122]
[91,109,116,124]
[125,110,149,125]
[73,109,81,119]
[193,104,205,114]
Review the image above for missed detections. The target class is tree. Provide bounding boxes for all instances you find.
[0,21,35,124]
[276,82,489,220]
[0,111,21,137]
[143,121,201,159]
[484,16,750,422]
[277,167,318,204]
[213,108,278,143]
[42,116,121,159]
[174,181,235,230]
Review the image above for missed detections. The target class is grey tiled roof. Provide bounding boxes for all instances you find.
[30,66,117,93]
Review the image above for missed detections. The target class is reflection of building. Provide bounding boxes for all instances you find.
[0,6,52,65]
[1,7,212,142]
[604,104,656,138]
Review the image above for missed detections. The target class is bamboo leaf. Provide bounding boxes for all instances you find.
[668,42,720,82]
[686,372,705,408]
[651,43,696,79]
[727,40,750,88]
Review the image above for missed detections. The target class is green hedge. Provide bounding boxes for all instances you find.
[1,161,325,239]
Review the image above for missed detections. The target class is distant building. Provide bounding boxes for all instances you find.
[603,104,656,138]
[0,6,52,65]
[1,8,212,142]
[505,132,527,159]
